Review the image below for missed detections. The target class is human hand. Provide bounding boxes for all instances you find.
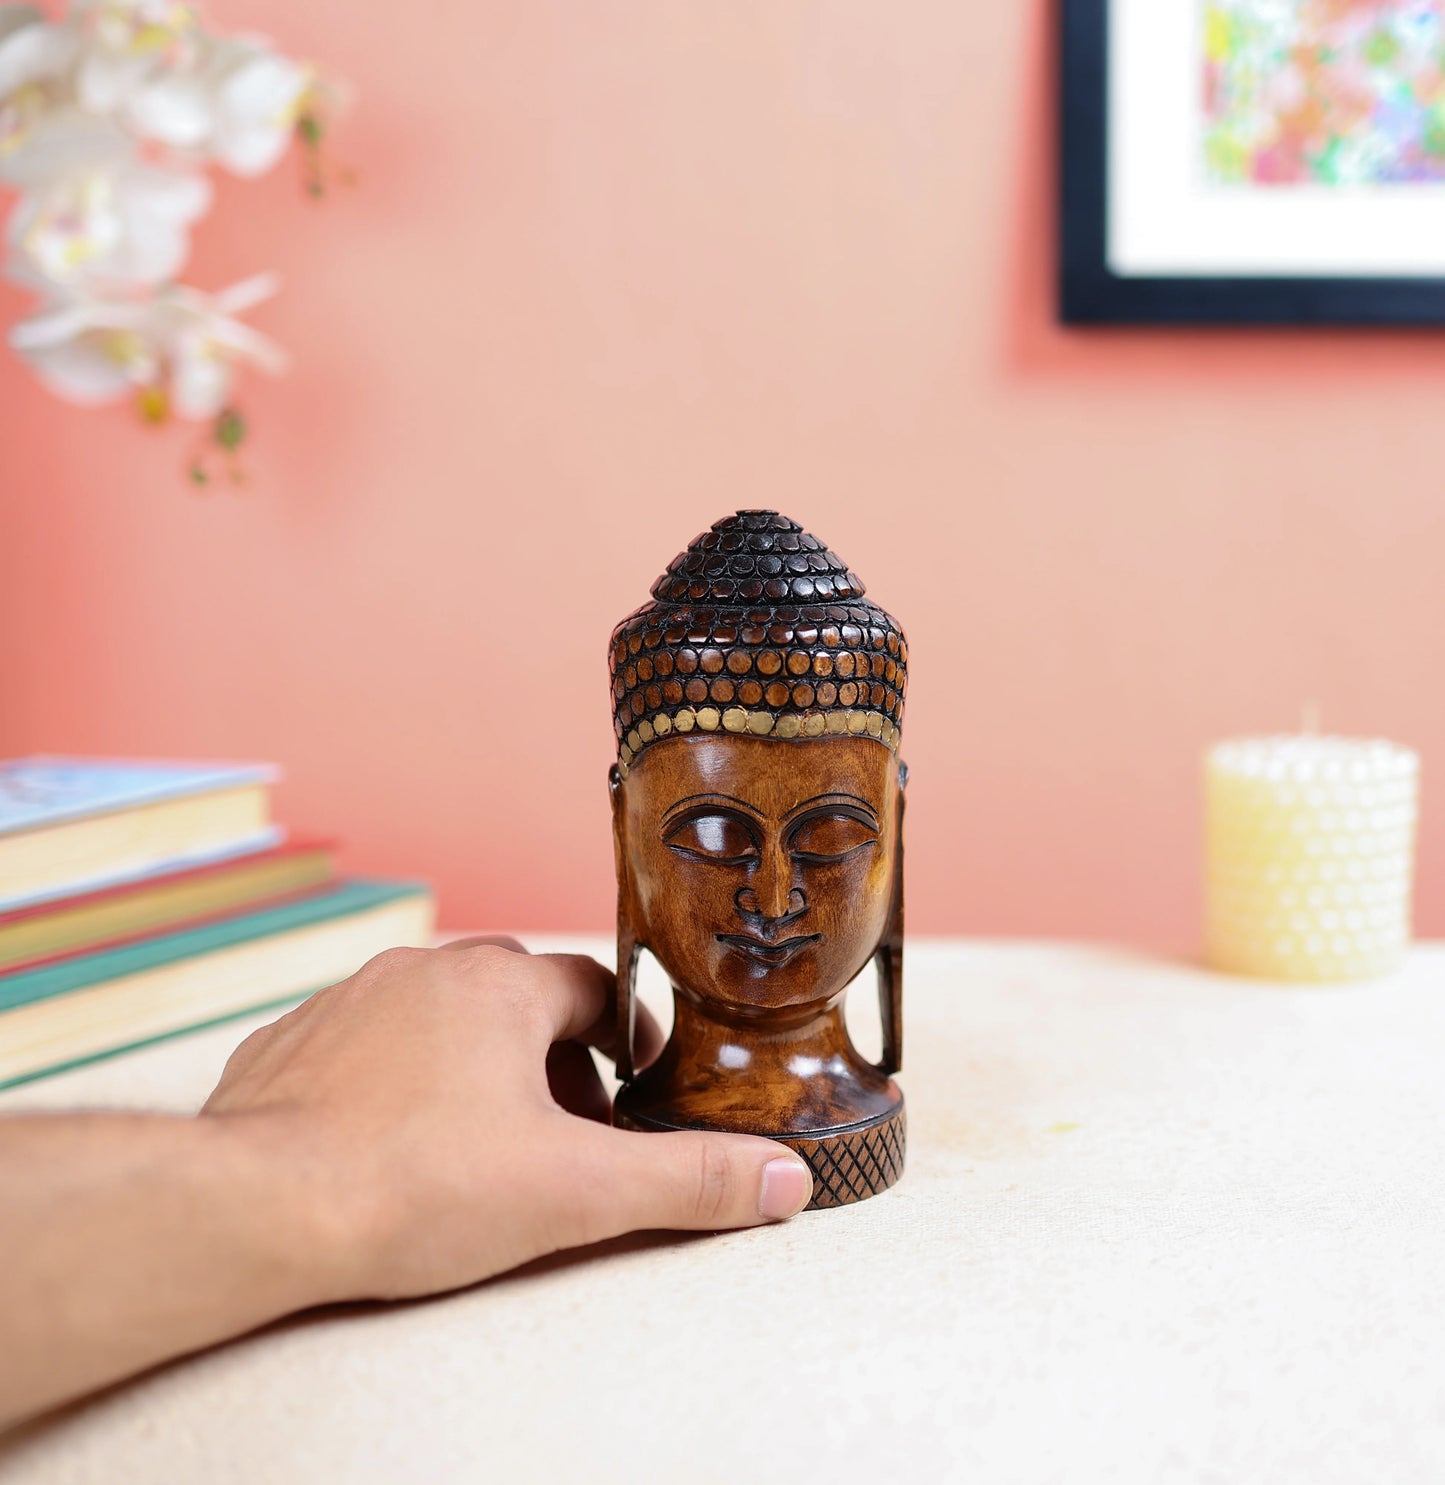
[202,940,813,1303]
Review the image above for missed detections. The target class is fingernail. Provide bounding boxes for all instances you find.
[758,1157,812,1221]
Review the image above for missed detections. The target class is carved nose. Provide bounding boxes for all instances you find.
[735,884,806,928]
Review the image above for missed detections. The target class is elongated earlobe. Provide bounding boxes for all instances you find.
[874,907,903,1076]
[610,765,641,1082]
[874,775,905,1075]
[616,923,640,1083]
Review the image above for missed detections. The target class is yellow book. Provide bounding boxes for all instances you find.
[0,880,435,1089]
[0,758,280,910]
[0,838,335,971]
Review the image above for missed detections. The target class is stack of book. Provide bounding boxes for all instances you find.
[0,758,434,1089]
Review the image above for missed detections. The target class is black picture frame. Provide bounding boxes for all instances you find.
[1059,0,1445,326]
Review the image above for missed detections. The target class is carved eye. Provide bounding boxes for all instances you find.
[788,812,878,863]
[665,813,758,864]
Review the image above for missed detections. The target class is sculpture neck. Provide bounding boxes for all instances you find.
[668,988,849,1071]
[613,982,898,1138]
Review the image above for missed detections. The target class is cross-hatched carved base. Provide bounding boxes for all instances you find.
[614,1102,906,1210]
[786,1106,906,1209]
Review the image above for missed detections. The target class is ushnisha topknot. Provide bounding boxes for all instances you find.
[609,510,907,774]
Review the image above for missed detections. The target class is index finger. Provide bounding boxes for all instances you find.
[535,955,667,1070]
[445,942,659,1068]
[523,952,616,1047]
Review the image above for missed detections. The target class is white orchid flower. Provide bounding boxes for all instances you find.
[7,289,154,401]
[0,6,42,48]
[74,3,228,156]
[74,1,200,118]
[0,105,131,188]
[7,158,209,287]
[207,41,312,176]
[0,8,81,166]
[102,33,315,174]
[0,1,343,467]
[165,274,287,417]
[10,272,287,417]
[67,5,316,175]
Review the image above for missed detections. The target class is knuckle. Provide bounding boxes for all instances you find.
[480,961,547,1024]
[362,944,427,979]
[564,1159,619,1248]
[224,1023,273,1068]
[457,943,533,981]
[690,1140,734,1227]
[505,983,552,1033]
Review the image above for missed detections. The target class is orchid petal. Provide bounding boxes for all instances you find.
[208,271,279,316]
[212,52,307,175]
[170,339,231,418]
[121,164,211,222]
[0,108,133,187]
[0,8,45,48]
[16,336,136,403]
[7,162,210,289]
[202,316,287,374]
[109,167,209,281]
[0,19,77,99]
[125,71,214,147]
[9,295,148,348]
[75,46,151,114]
[8,175,122,283]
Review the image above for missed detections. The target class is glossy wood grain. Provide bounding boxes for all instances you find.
[607,512,908,1208]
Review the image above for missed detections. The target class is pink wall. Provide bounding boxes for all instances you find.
[2,0,1441,942]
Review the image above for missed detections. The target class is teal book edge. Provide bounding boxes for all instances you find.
[0,878,428,1015]
[0,989,318,1093]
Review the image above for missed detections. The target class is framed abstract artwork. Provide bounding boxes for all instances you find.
[1061,0,1445,323]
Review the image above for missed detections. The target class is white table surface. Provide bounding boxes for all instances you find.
[2,936,1443,1485]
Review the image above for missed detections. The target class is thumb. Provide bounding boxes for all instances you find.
[578,1126,813,1236]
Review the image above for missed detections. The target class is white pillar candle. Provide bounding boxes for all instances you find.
[1205,735,1420,981]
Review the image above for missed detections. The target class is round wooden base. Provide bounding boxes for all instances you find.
[613,1100,906,1210]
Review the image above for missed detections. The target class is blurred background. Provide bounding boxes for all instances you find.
[1,0,1440,943]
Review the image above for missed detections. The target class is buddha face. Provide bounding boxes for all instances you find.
[615,734,902,1015]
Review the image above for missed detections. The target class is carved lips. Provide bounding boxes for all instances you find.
[715,932,821,968]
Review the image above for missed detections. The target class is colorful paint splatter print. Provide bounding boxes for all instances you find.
[1204,1,1445,184]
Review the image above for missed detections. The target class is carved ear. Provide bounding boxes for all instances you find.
[610,765,640,1083]
[873,768,905,1076]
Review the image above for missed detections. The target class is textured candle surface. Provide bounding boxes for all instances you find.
[1205,736,1419,981]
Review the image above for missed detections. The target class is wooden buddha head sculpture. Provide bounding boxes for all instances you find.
[608,510,908,1208]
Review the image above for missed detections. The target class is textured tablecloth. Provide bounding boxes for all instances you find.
[2,937,1443,1484]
